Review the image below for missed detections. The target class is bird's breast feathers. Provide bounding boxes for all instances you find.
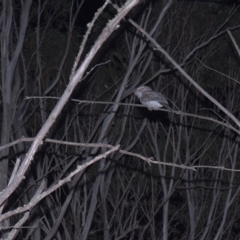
[141,100,163,110]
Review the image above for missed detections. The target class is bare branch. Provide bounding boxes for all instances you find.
[0,0,140,207]
[129,19,240,128]
[0,145,120,223]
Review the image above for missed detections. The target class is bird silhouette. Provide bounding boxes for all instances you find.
[134,86,171,111]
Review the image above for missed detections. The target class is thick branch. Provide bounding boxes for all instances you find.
[0,0,140,207]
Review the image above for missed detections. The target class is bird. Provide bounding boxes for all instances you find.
[134,86,171,111]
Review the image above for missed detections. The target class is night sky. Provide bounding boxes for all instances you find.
[77,0,105,28]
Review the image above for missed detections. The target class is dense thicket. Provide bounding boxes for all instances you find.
[1,1,240,239]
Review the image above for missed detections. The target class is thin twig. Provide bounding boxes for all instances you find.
[227,30,240,59]
[70,0,111,78]
[196,57,240,85]
[24,97,240,135]
[2,137,240,172]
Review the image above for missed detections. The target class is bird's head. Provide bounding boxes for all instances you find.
[134,86,152,98]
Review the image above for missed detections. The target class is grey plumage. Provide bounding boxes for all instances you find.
[134,86,171,110]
